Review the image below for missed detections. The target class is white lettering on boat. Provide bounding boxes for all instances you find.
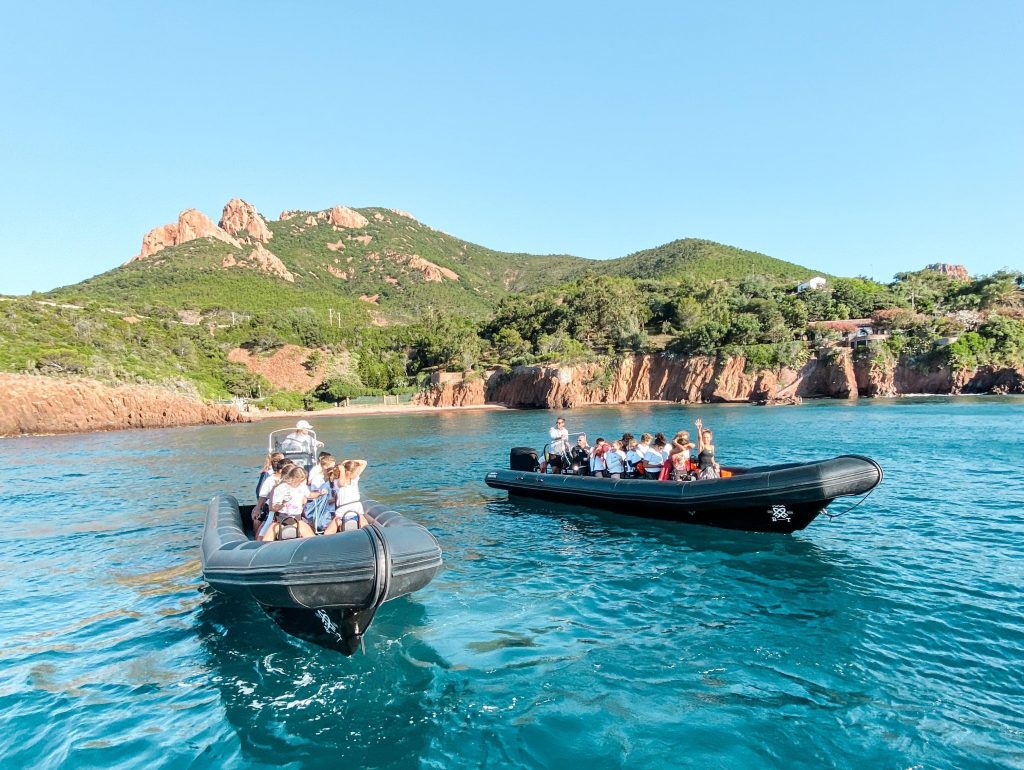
[316,609,338,634]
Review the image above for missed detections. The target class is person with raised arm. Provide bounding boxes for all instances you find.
[324,459,370,533]
[694,418,721,479]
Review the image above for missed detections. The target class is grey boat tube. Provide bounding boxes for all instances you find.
[201,494,443,654]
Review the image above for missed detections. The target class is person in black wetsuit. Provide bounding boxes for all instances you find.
[568,433,591,475]
[694,418,720,479]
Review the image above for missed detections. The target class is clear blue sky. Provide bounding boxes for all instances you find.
[1,1,1021,295]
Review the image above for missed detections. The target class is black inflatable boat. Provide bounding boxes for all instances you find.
[201,494,443,654]
[485,448,882,534]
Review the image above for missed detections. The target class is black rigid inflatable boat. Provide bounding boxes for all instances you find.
[201,494,443,654]
[485,449,882,534]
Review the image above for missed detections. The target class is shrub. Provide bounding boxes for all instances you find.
[262,390,307,411]
[35,350,87,375]
[945,332,994,370]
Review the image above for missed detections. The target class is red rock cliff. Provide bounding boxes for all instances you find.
[0,374,249,437]
[415,352,1023,408]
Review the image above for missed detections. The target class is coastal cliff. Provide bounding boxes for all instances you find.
[415,352,1024,409]
[0,374,249,437]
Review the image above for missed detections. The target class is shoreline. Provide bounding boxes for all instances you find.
[4,391,1020,440]
[251,402,513,421]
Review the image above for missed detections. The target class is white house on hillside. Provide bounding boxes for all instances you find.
[796,276,827,293]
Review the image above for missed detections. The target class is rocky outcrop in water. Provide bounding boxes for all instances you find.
[414,352,1024,409]
[0,374,248,437]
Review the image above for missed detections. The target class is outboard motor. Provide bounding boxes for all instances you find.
[510,447,540,472]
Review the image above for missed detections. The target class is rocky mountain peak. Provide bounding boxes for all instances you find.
[926,263,970,281]
[324,205,369,229]
[220,198,272,243]
[127,208,240,264]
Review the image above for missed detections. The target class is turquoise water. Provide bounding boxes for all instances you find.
[1,398,1022,769]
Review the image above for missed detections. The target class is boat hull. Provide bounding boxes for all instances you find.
[485,454,882,534]
[201,494,442,653]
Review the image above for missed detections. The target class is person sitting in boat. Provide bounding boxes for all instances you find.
[256,451,285,503]
[605,439,627,479]
[695,419,721,479]
[255,455,293,532]
[324,459,370,534]
[670,431,695,479]
[636,432,653,457]
[589,438,611,478]
[304,452,337,532]
[624,439,644,477]
[279,420,324,457]
[261,465,316,541]
[568,433,591,475]
[642,436,669,479]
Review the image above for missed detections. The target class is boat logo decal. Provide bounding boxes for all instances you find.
[769,505,792,522]
[316,609,338,634]
[486,472,497,480]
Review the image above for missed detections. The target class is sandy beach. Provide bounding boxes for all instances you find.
[248,401,514,422]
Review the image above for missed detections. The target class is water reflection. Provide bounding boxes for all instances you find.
[195,590,448,769]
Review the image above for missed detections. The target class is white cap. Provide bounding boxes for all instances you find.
[296,420,313,429]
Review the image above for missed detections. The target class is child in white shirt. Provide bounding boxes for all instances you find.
[261,466,316,541]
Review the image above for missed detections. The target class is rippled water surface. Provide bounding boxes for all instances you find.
[1,398,1023,769]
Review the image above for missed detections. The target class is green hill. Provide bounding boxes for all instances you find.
[3,202,849,404]
[599,238,819,282]
[49,208,589,323]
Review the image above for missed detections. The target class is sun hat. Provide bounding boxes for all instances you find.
[296,419,313,429]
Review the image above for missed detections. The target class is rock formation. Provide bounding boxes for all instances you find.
[219,198,273,242]
[0,373,248,436]
[926,263,970,281]
[324,205,370,229]
[406,255,460,282]
[221,243,295,282]
[414,352,1024,408]
[128,209,240,263]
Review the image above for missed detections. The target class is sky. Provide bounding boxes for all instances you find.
[0,1,1021,295]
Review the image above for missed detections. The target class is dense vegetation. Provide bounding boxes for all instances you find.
[4,204,1021,408]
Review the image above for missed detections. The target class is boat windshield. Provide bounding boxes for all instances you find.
[267,428,320,470]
